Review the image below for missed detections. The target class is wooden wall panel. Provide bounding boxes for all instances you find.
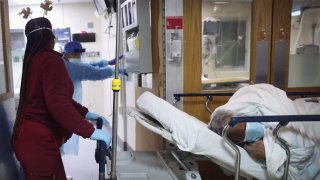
[183,0,232,123]
[151,0,164,98]
[183,0,207,121]
[270,0,292,88]
[250,0,273,83]
[135,0,165,151]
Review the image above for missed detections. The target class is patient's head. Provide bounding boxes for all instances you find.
[208,109,234,136]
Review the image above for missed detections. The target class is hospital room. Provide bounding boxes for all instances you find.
[0,0,320,179]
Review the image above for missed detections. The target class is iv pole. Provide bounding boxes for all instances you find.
[110,0,122,179]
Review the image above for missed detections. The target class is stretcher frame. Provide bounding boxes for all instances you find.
[224,115,320,180]
[173,92,320,180]
[127,107,263,180]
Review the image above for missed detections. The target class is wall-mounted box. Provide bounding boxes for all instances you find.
[121,0,152,74]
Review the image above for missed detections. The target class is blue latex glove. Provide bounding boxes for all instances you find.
[108,55,124,65]
[85,112,109,125]
[90,129,112,146]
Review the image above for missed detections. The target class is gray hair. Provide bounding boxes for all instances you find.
[208,109,235,136]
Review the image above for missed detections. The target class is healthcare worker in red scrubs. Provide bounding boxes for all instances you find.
[11,17,111,180]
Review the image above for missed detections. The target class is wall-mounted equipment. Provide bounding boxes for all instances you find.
[121,0,152,74]
[93,0,117,15]
[72,32,96,43]
[53,27,71,43]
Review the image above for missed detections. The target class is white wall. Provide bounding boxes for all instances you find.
[10,3,103,52]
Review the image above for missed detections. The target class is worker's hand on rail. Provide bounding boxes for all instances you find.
[85,112,109,125]
[107,55,124,65]
[90,129,112,146]
[119,68,128,76]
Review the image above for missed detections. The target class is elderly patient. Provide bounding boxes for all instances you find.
[209,110,266,161]
[208,83,320,180]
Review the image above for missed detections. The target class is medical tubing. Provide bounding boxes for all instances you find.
[273,124,290,180]
[222,125,240,180]
[95,118,107,180]
[205,96,213,113]
[110,0,122,179]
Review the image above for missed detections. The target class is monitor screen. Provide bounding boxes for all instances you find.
[94,0,107,15]
[53,27,71,43]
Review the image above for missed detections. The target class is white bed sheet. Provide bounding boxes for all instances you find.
[136,91,268,180]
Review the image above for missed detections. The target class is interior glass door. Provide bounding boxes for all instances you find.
[288,0,320,88]
[201,0,252,90]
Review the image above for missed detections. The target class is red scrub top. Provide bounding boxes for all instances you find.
[24,50,94,139]
[23,49,95,140]
[13,50,95,179]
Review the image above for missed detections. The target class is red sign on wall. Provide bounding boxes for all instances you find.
[166,16,183,29]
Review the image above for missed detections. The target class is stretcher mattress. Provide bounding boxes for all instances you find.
[135,91,268,180]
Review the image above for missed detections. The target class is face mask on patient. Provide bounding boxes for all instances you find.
[244,122,264,143]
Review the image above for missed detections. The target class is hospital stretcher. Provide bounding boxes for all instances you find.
[127,91,320,180]
[224,115,320,180]
[95,112,210,180]
[126,107,267,180]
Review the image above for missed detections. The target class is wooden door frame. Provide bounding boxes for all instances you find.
[0,0,13,101]
[250,0,273,84]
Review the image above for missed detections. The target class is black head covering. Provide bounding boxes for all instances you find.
[25,17,52,37]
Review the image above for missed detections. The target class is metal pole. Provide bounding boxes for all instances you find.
[110,0,122,179]
[222,125,240,180]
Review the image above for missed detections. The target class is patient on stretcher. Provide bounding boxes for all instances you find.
[208,110,266,161]
[208,83,320,179]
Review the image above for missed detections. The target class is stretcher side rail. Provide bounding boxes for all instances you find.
[173,92,320,113]
[224,115,320,180]
[228,115,320,127]
[173,91,320,102]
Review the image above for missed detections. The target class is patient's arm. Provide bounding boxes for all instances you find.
[244,140,266,161]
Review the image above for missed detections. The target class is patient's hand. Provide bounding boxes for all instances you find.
[244,140,266,161]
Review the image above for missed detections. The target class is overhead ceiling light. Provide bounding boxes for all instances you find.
[291,10,301,16]
[214,2,228,4]
[13,0,60,5]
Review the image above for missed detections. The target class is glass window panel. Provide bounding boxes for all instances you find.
[289,1,320,88]
[202,0,252,90]
[10,30,25,92]
[0,4,7,95]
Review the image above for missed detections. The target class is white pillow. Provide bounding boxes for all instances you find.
[136,91,207,150]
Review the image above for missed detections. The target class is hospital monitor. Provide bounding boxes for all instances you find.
[93,0,117,15]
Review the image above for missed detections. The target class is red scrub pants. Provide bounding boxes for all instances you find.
[13,120,67,180]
